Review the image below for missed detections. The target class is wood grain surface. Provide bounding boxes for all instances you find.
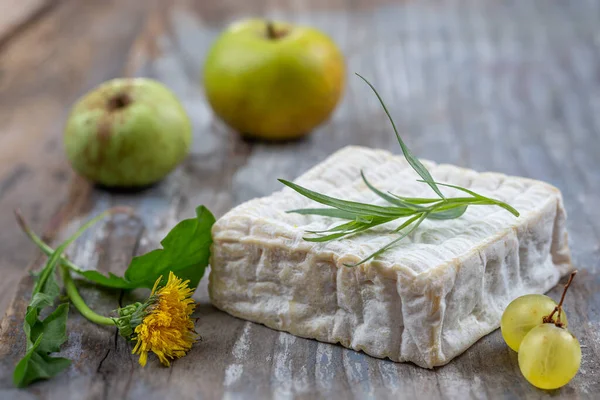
[0,0,599,399]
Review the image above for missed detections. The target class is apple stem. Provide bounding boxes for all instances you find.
[266,21,278,39]
[108,93,132,111]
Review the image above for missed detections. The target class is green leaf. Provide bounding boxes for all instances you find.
[287,208,358,220]
[345,213,429,267]
[428,205,468,220]
[13,335,71,388]
[24,302,68,353]
[304,217,393,242]
[356,73,445,199]
[418,180,520,217]
[361,171,423,209]
[306,220,362,234]
[19,206,216,291]
[74,206,216,290]
[303,231,355,242]
[71,270,132,289]
[279,179,414,218]
[386,193,441,204]
[391,213,425,233]
[304,223,377,242]
[35,304,70,354]
[125,205,215,289]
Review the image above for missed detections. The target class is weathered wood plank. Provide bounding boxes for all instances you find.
[0,0,151,318]
[0,0,56,45]
[0,0,599,399]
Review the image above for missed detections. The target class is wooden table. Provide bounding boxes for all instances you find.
[0,0,598,398]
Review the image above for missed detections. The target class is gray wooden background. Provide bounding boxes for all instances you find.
[0,0,598,399]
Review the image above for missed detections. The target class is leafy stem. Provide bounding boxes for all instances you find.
[14,204,216,387]
[13,206,131,388]
[61,265,115,326]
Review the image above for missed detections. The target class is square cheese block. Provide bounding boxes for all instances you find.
[209,146,572,368]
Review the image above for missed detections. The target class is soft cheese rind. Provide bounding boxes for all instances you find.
[209,146,571,368]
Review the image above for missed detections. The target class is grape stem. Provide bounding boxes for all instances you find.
[543,271,577,327]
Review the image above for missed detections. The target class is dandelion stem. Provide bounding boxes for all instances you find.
[15,206,133,274]
[62,265,115,326]
[15,209,85,272]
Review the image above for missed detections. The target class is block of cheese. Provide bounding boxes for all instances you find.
[208,146,572,368]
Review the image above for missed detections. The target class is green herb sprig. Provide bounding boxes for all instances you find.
[279,74,519,267]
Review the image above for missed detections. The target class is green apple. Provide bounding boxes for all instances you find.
[203,19,345,141]
[64,78,192,187]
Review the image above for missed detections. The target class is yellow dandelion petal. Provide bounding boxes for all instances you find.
[150,275,163,295]
[132,272,198,367]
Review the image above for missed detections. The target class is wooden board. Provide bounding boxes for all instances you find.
[1,0,599,398]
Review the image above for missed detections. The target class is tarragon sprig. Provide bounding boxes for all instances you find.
[279,73,519,267]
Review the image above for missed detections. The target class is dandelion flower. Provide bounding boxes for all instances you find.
[130,272,198,367]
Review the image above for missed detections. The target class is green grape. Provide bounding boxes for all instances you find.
[501,294,568,352]
[518,324,581,389]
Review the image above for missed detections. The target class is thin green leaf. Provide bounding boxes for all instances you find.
[429,197,484,205]
[344,213,429,267]
[391,213,423,232]
[392,196,479,206]
[428,205,468,220]
[287,208,357,220]
[418,180,520,217]
[306,221,373,241]
[356,73,445,199]
[305,218,391,242]
[356,215,376,224]
[425,199,485,211]
[303,231,355,242]
[361,171,423,210]
[306,220,362,234]
[280,179,415,218]
[387,193,440,204]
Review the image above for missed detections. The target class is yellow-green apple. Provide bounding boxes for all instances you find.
[203,19,345,140]
[64,78,192,187]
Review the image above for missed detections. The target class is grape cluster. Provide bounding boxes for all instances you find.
[500,272,580,390]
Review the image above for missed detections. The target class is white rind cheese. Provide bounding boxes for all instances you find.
[209,146,572,368]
